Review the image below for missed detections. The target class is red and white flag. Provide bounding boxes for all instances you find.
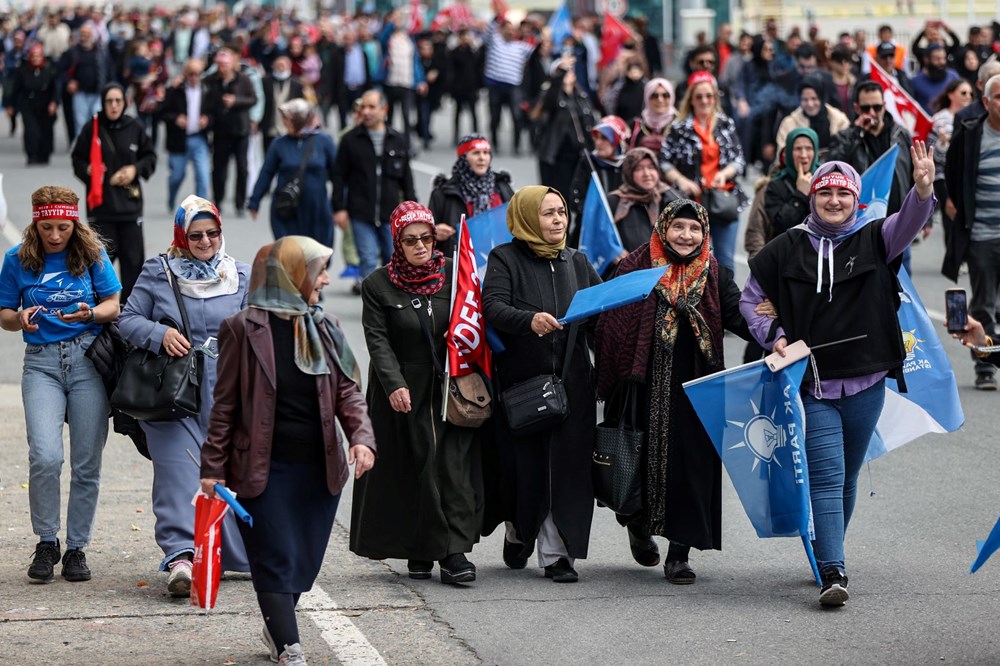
[599,13,634,69]
[447,216,492,378]
[406,0,424,34]
[431,2,474,32]
[869,62,933,141]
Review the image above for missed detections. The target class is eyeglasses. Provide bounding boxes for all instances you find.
[858,103,884,113]
[187,229,222,241]
[649,92,671,100]
[400,233,434,247]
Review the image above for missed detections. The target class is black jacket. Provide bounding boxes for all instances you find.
[5,61,60,112]
[943,113,986,281]
[332,124,416,225]
[763,177,810,238]
[448,44,482,99]
[202,69,257,138]
[426,170,514,255]
[160,81,212,154]
[71,114,157,221]
[536,72,596,165]
[261,75,305,139]
[827,116,913,215]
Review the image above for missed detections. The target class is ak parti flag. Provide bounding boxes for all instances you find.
[599,13,633,68]
[869,62,933,141]
[447,216,492,378]
[87,114,104,210]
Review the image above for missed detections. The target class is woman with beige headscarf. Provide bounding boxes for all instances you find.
[481,186,601,584]
[248,98,338,249]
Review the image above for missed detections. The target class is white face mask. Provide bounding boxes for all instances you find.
[273,69,291,81]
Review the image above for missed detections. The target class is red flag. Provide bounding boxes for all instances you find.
[86,114,104,210]
[869,62,933,141]
[447,216,492,379]
[599,13,633,69]
[406,0,424,34]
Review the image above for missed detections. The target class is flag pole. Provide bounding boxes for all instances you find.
[441,214,464,421]
[580,150,625,251]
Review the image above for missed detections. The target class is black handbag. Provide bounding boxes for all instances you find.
[500,323,578,436]
[272,135,314,220]
[110,257,204,422]
[703,186,740,224]
[593,379,644,516]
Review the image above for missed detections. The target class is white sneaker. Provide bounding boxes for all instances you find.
[166,559,192,599]
[278,642,307,665]
[261,624,279,663]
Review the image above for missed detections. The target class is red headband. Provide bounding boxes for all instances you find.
[390,201,435,234]
[810,172,860,198]
[687,71,716,90]
[32,204,80,222]
[457,138,491,158]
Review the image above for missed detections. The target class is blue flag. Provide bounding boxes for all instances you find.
[866,268,965,461]
[971,515,1000,573]
[558,266,667,324]
[466,203,512,273]
[683,358,820,582]
[858,144,899,223]
[578,172,625,276]
[547,3,572,49]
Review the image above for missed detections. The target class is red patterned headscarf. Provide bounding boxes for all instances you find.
[387,202,447,295]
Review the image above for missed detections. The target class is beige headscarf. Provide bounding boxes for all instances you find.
[506,186,567,259]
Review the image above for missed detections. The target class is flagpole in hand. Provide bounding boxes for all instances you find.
[442,215,464,421]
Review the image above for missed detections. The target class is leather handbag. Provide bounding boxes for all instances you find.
[272,135,314,220]
[500,323,578,436]
[413,295,493,428]
[703,186,740,224]
[593,379,644,516]
[111,257,204,422]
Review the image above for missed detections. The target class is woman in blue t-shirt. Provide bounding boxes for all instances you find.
[0,186,122,585]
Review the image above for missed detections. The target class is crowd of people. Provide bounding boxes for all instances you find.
[0,4,996,665]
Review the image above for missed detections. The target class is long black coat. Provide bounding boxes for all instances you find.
[482,239,601,560]
[350,261,484,561]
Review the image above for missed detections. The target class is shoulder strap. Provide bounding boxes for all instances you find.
[160,254,193,339]
[413,296,445,376]
[295,135,315,180]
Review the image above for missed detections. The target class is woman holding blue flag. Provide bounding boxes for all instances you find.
[740,143,936,607]
[594,199,750,584]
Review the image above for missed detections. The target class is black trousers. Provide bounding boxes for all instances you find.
[488,84,522,152]
[452,95,479,144]
[22,107,54,164]
[212,133,249,212]
[337,85,366,131]
[90,217,144,302]
[384,85,415,136]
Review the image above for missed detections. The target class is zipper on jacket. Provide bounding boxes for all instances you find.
[374,162,382,227]
[548,260,557,513]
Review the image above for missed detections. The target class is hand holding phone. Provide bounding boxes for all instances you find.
[28,307,44,324]
[946,288,968,334]
[62,303,82,315]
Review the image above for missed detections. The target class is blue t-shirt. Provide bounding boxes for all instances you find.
[0,245,122,345]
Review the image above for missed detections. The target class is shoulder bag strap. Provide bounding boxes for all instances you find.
[160,254,193,340]
[295,135,315,181]
[413,296,445,377]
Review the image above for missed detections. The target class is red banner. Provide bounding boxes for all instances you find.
[191,494,229,609]
[86,115,104,210]
[869,62,933,141]
[447,217,492,378]
[599,13,634,69]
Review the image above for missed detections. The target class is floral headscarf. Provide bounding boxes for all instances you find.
[386,201,447,295]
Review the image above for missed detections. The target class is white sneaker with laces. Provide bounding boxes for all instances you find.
[278,642,307,665]
[166,559,192,598]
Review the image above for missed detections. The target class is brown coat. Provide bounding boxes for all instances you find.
[201,307,376,499]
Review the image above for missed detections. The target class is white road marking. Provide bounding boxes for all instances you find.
[1,218,19,248]
[300,584,387,666]
[411,159,442,177]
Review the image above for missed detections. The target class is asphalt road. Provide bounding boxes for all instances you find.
[1,103,999,665]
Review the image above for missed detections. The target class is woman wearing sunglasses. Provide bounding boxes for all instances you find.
[118,195,251,599]
[350,202,484,585]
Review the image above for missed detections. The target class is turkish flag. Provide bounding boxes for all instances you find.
[406,0,424,34]
[86,114,104,210]
[869,62,933,141]
[447,216,492,378]
[599,13,634,69]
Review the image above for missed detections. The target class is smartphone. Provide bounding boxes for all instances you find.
[28,307,43,324]
[62,303,82,315]
[945,288,968,334]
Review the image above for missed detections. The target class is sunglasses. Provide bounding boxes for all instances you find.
[858,103,884,113]
[187,229,222,241]
[649,92,671,100]
[400,233,434,248]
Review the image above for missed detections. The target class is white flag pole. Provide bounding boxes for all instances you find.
[441,214,465,421]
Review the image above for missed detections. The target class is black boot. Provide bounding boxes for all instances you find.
[627,525,660,567]
[439,553,476,584]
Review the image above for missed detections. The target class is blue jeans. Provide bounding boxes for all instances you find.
[22,334,109,549]
[167,134,210,209]
[72,92,101,140]
[352,219,394,278]
[710,219,738,272]
[803,379,885,573]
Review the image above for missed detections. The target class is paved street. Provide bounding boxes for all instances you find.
[1,104,999,665]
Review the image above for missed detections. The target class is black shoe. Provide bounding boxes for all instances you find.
[819,566,849,607]
[543,558,578,583]
[976,373,997,391]
[28,540,61,583]
[627,525,660,567]
[439,553,476,584]
[350,281,362,296]
[407,560,433,580]
[502,538,527,570]
[61,549,92,582]
[663,560,696,584]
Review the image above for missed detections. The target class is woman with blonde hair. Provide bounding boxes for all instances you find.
[119,195,251,598]
[0,185,121,583]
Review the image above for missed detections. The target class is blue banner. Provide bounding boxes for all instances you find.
[558,266,666,324]
[971,515,1000,573]
[858,144,899,223]
[547,3,572,49]
[578,172,625,276]
[466,203,512,269]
